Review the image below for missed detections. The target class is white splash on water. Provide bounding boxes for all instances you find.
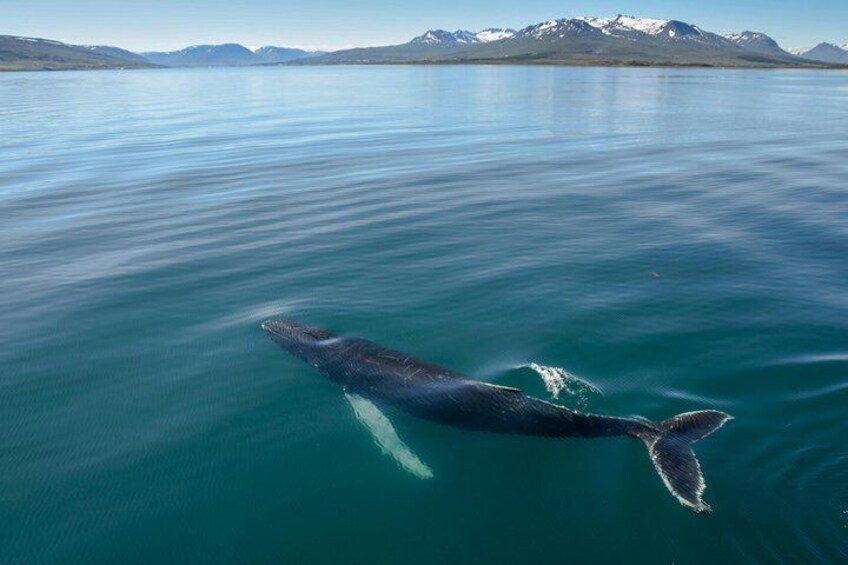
[345,393,433,480]
[525,363,602,407]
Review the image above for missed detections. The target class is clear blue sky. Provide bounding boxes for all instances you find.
[3,0,846,52]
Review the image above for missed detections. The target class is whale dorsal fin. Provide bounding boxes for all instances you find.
[344,393,434,480]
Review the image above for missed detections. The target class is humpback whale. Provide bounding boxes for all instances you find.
[262,319,731,512]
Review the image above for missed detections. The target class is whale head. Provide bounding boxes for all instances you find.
[261,319,339,367]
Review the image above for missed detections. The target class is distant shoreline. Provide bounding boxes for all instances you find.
[283,59,848,70]
[4,60,847,73]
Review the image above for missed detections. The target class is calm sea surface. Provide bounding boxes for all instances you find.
[2,66,847,563]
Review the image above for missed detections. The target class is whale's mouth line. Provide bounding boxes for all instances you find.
[261,320,297,341]
[260,321,284,338]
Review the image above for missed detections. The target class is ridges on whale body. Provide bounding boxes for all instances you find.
[262,319,732,512]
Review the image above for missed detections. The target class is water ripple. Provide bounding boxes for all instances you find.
[2,66,847,564]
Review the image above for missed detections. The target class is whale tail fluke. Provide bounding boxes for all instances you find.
[638,410,732,513]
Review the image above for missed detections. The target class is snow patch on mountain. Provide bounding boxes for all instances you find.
[411,30,471,45]
[610,15,670,35]
[517,19,599,39]
[722,31,786,54]
[577,15,677,36]
[13,36,64,45]
[412,28,516,45]
[452,30,479,44]
[724,32,759,41]
[476,28,516,42]
[575,17,612,31]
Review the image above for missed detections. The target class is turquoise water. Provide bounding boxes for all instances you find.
[2,66,847,563]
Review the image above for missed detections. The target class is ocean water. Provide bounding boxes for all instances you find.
[2,66,847,563]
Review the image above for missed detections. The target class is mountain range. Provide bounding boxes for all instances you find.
[2,15,848,71]
[300,16,832,67]
[141,44,323,67]
[0,36,322,71]
[0,36,154,71]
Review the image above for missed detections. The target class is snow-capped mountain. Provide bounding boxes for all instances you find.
[511,15,734,48]
[577,15,666,35]
[576,15,726,44]
[579,15,698,38]
[515,19,602,40]
[410,30,475,45]
[304,14,829,67]
[410,28,516,46]
[722,31,788,55]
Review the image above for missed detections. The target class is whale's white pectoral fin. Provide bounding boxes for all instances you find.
[344,393,434,480]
